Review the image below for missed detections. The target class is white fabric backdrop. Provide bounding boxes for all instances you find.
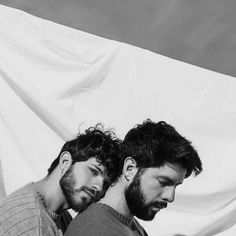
[0,4,236,236]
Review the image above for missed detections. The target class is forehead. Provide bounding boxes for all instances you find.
[84,157,101,164]
[84,157,103,165]
[144,163,187,184]
[82,157,106,171]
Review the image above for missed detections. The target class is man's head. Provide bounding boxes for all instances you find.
[48,124,121,212]
[120,119,202,220]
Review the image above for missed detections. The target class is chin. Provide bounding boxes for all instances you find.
[135,212,156,221]
[135,206,159,221]
[140,215,156,221]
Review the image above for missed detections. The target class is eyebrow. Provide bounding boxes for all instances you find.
[158,176,183,186]
[90,164,104,175]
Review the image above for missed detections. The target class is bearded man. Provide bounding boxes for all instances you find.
[0,125,121,236]
[65,120,202,236]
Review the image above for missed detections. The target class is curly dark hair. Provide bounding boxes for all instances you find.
[121,119,202,178]
[48,124,122,184]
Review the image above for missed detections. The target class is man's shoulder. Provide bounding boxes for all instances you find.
[65,203,117,236]
[71,203,112,225]
[0,183,37,214]
[0,183,43,236]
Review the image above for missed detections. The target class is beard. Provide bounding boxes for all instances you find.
[59,164,94,213]
[125,170,159,221]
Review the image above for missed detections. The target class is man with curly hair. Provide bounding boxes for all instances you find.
[0,124,122,236]
[65,120,202,236]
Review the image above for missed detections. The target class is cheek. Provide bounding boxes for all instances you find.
[73,172,91,187]
[143,183,163,200]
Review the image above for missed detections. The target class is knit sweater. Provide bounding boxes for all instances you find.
[65,203,148,236]
[0,183,72,236]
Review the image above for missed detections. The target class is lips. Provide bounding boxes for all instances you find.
[83,188,97,201]
[153,201,167,209]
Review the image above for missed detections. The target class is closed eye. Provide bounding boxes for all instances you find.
[89,167,99,176]
[159,180,169,187]
[159,179,182,188]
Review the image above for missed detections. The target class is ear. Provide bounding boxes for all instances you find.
[123,157,138,182]
[59,151,73,175]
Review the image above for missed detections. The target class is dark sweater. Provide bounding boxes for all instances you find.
[65,203,148,236]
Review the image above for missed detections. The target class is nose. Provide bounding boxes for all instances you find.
[161,186,175,203]
[92,175,104,196]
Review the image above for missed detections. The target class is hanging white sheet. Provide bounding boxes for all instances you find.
[0,4,236,236]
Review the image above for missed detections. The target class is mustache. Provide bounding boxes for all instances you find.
[152,201,168,209]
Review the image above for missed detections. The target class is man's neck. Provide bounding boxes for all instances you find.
[34,170,67,214]
[99,181,133,218]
